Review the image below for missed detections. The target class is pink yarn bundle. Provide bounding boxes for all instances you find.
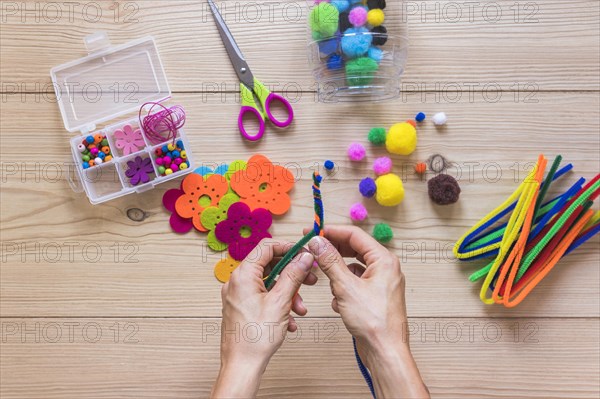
[139,102,186,145]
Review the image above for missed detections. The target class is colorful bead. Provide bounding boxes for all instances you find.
[179,162,189,170]
[101,138,109,146]
[171,163,179,171]
[174,158,183,165]
[176,140,184,149]
[98,152,106,159]
[88,160,95,166]
[167,143,176,151]
[105,155,113,162]
[101,146,110,155]
[163,156,172,164]
[94,157,103,165]
[90,147,99,156]
[156,157,164,166]
[172,150,180,158]
[77,143,86,152]
[165,168,173,175]
[82,162,90,169]
[180,150,187,159]
[158,166,166,175]
[85,136,94,144]
[94,134,103,143]
[82,155,90,162]
[162,145,169,153]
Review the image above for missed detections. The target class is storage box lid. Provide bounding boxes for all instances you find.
[51,32,171,133]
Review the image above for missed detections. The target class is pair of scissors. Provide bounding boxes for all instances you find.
[207,0,294,141]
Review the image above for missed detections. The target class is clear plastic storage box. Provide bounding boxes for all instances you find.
[51,32,194,204]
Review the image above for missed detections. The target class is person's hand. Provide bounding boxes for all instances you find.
[211,239,317,398]
[307,225,429,399]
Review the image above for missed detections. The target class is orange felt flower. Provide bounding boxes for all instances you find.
[175,173,229,232]
[230,155,294,215]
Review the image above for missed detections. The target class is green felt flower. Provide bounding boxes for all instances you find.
[201,193,240,251]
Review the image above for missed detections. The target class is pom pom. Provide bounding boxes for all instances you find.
[415,112,426,122]
[367,46,383,63]
[346,57,379,86]
[348,142,366,161]
[371,25,388,46]
[327,54,344,70]
[428,174,461,205]
[368,127,387,145]
[373,223,393,243]
[375,173,404,206]
[359,177,377,198]
[367,0,386,10]
[367,8,385,26]
[331,0,350,12]
[415,162,427,174]
[405,119,416,127]
[341,27,372,58]
[349,6,368,27]
[349,203,368,221]
[373,156,393,175]
[339,11,352,32]
[324,160,335,170]
[349,0,363,4]
[385,122,417,156]
[433,112,448,126]
[309,3,340,38]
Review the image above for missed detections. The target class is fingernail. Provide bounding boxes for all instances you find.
[298,252,314,272]
[308,236,326,256]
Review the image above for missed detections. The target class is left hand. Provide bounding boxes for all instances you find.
[211,238,317,398]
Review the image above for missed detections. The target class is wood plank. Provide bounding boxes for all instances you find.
[1,92,599,318]
[1,1,598,91]
[1,318,598,399]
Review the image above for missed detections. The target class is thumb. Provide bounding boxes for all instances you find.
[308,236,352,286]
[269,252,314,302]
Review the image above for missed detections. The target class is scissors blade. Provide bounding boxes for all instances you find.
[207,0,255,89]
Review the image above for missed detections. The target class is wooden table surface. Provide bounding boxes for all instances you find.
[1,1,599,398]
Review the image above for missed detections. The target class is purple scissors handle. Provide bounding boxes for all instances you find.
[238,106,266,142]
[264,92,294,128]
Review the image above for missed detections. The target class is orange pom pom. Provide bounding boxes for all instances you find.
[406,120,416,127]
[415,162,427,174]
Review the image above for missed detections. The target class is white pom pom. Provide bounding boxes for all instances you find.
[432,112,447,126]
[94,157,103,165]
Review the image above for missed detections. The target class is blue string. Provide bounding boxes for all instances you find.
[353,337,376,398]
[565,223,600,255]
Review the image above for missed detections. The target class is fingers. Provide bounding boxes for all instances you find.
[268,252,315,302]
[308,236,354,285]
[347,262,366,278]
[236,239,294,283]
[323,225,391,265]
[291,293,307,316]
[331,297,339,313]
[287,315,298,332]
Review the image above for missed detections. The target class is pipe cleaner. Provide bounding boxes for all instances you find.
[454,154,600,307]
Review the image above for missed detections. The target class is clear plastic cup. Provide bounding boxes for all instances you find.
[306,1,408,102]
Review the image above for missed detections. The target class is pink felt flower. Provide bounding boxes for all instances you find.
[215,202,272,261]
[114,125,145,156]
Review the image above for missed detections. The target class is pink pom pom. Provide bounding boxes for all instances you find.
[350,203,368,221]
[349,6,368,27]
[348,142,366,161]
[373,156,393,175]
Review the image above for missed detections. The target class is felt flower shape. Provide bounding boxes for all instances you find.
[162,187,193,234]
[215,202,272,261]
[230,154,294,215]
[214,255,241,283]
[125,156,154,186]
[114,124,145,156]
[175,173,229,232]
[200,193,240,251]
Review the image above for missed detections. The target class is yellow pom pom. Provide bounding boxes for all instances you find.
[386,122,417,155]
[367,9,385,27]
[375,173,405,207]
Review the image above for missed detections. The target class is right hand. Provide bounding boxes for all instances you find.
[306,226,408,351]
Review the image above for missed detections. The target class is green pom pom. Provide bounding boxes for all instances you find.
[373,223,393,243]
[345,57,379,86]
[309,3,339,38]
[368,127,387,145]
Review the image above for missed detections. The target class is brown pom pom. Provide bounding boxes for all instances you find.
[428,174,461,205]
